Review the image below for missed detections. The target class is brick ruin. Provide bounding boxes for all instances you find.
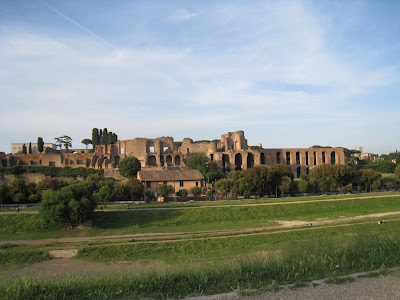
[0,131,345,178]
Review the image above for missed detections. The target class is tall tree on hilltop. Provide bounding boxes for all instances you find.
[107,132,113,144]
[22,144,27,154]
[28,142,32,154]
[102,128,109,153]
[102,128,109,145]
[99,129,103,145]
[37,137,44,152]
[92,128,100,149]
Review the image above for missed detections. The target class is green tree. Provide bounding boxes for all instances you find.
[279,176,292,196]
[9,178,27,200]
[81,139,92,149]
[270,164,293,198]
[394,165,400,180]
[55,135,72,150]
[94,185,115,207]
[372,179,381,191]
[99,129,103,144]
[386,182,393,191]
[37,137,44,152]
[206,161,225,183]
[102,128,109,153]
[39,184,96,229]
[36,178,68,195]
[376,160,396,173]
[114,182,130,200]
[21,144,27,154]
[191,186,202,200]
[92,128,100,148]
[0,184,10,208]
[28,142,32,154]
[215,178,231,199]
[359,169,381,192]
[118,156,141,178]
[145,190,155,203]
[176,189,188,201]
[126,178,143,200]
[297,179,309,195]
[346,183,353,193]
[158,184,175,200]
[188,154,209,177]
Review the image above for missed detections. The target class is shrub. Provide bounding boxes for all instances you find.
[145,191,155,203]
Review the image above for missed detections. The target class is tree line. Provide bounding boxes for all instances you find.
[187,154,400,199]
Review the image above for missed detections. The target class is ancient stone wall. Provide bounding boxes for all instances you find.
[3,131,346,178]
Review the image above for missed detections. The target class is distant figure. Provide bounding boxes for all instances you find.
[16,207,19,213]
[127,204,130,210]
[378,220,386,225]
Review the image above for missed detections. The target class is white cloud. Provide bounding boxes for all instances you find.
[167,8,198,22]
[0,0,399,153]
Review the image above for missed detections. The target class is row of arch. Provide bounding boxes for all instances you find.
[147,154,181,167]
[219,151,337,173]
[276,151,336,165]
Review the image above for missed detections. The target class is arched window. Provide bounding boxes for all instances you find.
[286,152,291,165]
[276,152,281,164]
[247,153,254,168]
[235,153,242,171]
[260,153,265,165]
[331,151,336,164]
[148,155,156,166]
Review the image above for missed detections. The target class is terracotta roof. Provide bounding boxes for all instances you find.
[138,169,205,182]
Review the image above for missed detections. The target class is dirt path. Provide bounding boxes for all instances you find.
[1,193,398,215]
[2,211,399,247]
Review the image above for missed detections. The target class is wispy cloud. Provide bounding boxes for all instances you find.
[39,0,118,51]
[0,1,399,153]
[167,8,198,22]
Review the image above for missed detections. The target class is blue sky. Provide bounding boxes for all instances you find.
[1,0,399,155]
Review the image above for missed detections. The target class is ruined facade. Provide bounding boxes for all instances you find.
[1,131,346,178]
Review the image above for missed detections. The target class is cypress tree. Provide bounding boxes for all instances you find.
[37,137,44,152]
[108,132,114,144]
[99,129,103,145]
[102,128,109,146]
[28,142,32,154]
[92,128,100,148]
[22,144,27,154]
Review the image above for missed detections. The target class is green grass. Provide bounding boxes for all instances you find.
[76,219,400,263]
[2,234,399,299]
[1,195,400,240]
[96,191,400,210]
[0,250,50,267]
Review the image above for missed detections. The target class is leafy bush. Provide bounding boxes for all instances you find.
[0,166,103,178]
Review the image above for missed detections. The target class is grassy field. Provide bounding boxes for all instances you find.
[1,194,399,240]
[0,193,399,299]
[1,233,399,299]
